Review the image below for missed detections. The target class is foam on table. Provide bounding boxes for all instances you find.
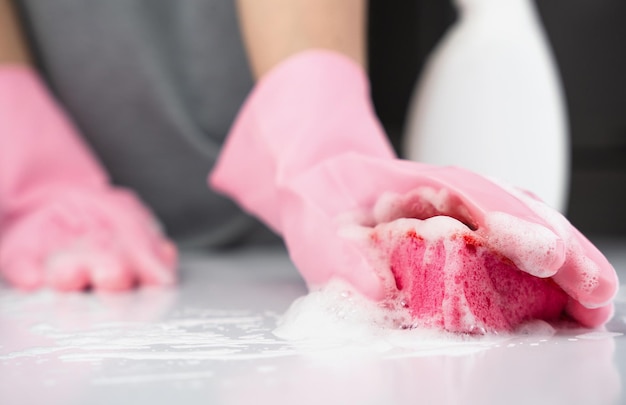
[274,278,559,355]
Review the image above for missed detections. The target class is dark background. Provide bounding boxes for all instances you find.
[368,0,626,236]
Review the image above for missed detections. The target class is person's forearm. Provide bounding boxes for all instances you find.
[236,0,367,79]
[0,0,31,65]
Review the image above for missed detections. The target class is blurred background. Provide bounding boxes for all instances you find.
[368,0,626,236]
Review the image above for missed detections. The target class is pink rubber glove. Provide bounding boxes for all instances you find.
[210,50,618,332]
[0,66,177,291]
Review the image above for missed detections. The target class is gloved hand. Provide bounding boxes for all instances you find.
[0,66,177,291]
[210,50,618,332]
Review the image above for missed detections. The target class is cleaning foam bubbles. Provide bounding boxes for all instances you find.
[273,278,508,357]
[514,319,557,337]
[273,279,409,343]
[489,179,609,306]
[484,211,563,278]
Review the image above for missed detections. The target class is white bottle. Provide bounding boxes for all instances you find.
[404,0,569,212]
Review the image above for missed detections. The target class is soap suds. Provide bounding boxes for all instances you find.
[0,283,514,366]
[514,320,556,337]
[0,310,293,362]
[274,279,510,357]
[484,211,563,278]
[489,180,607,305]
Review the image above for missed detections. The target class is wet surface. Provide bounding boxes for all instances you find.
[1,239,625,405]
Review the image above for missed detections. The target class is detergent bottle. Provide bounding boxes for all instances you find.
[404,0,569,211]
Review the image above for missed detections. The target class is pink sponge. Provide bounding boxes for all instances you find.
[375,217,568,333]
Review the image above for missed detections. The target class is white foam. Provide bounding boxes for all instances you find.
[274,279,409,343]
[484,211,562,278]
[575,255,600,296]
[395,216,469,240]
[514,320,556,337]
[274,279,508,357]
[371,191,407,224]
[0,295,294,363]
[489,181,604,298]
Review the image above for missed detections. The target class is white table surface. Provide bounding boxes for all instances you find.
[1,238,625,405]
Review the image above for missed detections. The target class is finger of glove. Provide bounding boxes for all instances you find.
[130,247,176,287]
[46,251,90,291]
[98,196,178,285]
[566,299,614,328]
[482,212,565,278]
[502,185,618,308]
[121,221,179,280]
[128,232,178,286]
[551,228,619,308]
[88,252,135,292]
[156,240,178,271]
[39,194,136,291]
[0,257,43,290]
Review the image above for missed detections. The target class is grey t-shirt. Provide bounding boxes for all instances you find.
[16,0,277,246]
